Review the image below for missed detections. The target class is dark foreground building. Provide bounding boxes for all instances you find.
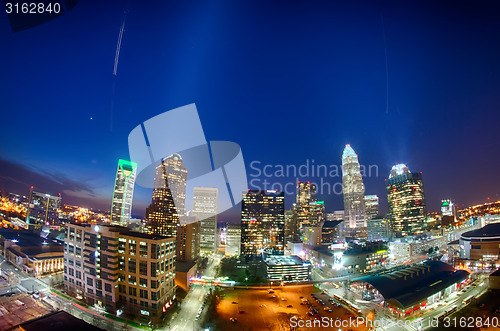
[17,311,104,331]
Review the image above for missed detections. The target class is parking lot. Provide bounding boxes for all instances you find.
[216,285,368,330]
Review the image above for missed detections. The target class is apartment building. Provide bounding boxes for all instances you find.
[63,224,176,322]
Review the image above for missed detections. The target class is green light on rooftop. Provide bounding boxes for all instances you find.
[118,159,137,178]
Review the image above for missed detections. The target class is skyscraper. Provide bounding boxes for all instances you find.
[110,159,137,226]
[297,181,316,206]
[342,144,366,228]
[284,209,298,243]
[364,195,380,221]
[241,190,285,256]
[192,187,219,255]
[226,225,241,256]
[146,154,187,236]
[386,164,426,237]
[26,187,61,225]
[293,181,324,235]
[177,215,201,262]
[160,153,188,216]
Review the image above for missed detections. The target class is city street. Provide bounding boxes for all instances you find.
[168,256,220,331]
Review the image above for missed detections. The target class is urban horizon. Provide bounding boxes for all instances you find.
[1,148,498,222]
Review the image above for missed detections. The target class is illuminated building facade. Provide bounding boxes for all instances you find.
[367,218,390,241]
[225,225,241,256]
[291,181,325,242]
[386,164,426,237]
[0,229,63,276]
[364,195,380,220]
[460,223,500,260]
[176,216,200,262]
[192,187,218,255]
[63,224,176,322]
[342,145,366,228]
[321,220,342,245]
[146,154,187,237]
[441,200,458,227]
[241,190,285,256]
[284,209,298,243]
[264,255,311,282]
[26,187,61,225]
[110,159,137,226]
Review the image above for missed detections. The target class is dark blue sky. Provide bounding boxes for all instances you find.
[1,0,500,221]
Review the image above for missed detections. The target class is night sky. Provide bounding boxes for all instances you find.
[1,0,500,222]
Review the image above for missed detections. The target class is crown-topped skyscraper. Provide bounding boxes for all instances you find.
[146,153,187,236]
[342,144,366,229]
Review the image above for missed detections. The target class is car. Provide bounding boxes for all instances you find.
[301,302,306,305]
[287,305,293,308]
[270,295,276,298]
[299,296,304,299]
[328,298,334,302]
[321,292,325,295]
[324,307,332,312]
[260,304,266,308]
[281,298,287,301]
[268,290,274,293]
[230,318,237,323]
[232,301,238,304]
[319,302,325,305]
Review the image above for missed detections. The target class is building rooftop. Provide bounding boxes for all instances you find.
[68,223,174,241]
[461,223,500,241]
[322,220,342,228]
[175,260,197,273]
[18,311,104,331]
[264,255,310,267]
[490,268,500,277]
[354,261,469,309]
[0,229,63,252]
[344,243,388,256]
[312,246,333,256]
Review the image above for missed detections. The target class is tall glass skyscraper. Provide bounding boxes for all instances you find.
[364,195,380,221]
[110,159,137,226]
[342,144,366,228]
[293,181,324,232]
[192,187,218,255]
[386,164,426,237]
[146,154,187,236]
[241,190,285,256]
[26,187,61,224]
